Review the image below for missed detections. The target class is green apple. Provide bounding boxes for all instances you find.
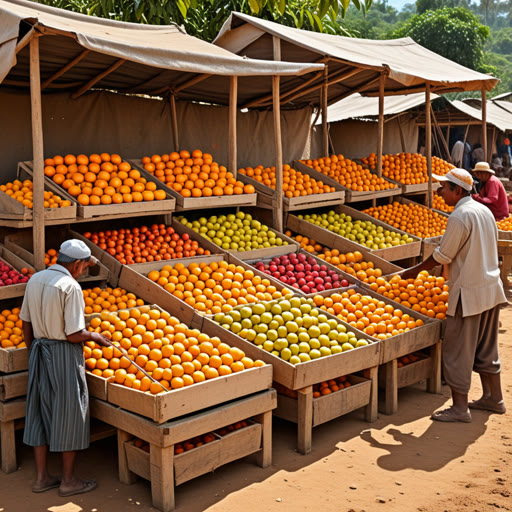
[337,332,349,344]
[277,326,288,338]
[319,323,330,335]
[341,342,354,351]
[328,319,338,330]
[302,316,314,328]
[214,313,225,323]
[319,334,330,347]
[309,338,320,350]
[310,349,321,359]
[238,328,248,339]
[356,339,369,348]
[263,340,274,352]
[222,316,233,326]
[261,312,273,324]
[230,310,241,322]
[289,296,302,308]
[331,345,343,354]
[286,332,298,345]
[285,321,298,333]
[266,329,278,342]
[268,320,280,330]
[275,338,289,351]
[319,346,332,357]
[271,350,280,357]
[271,304,282,315]
[289,355,301,365]
[255,333,267,345]
[282,311,294,323]
[280,300,291,311]
[308,325,321,338]
[246,329,257,342]
[281,347,292,361]
[299,342,311,353]
[328,330,338,340]
[298,353,311,362]
[289,343,300,355]
[231,322,242,334]
[298,331,310,343]
[290,307,302,318]
[255,323,268,334]
[336,324,347,333]
[241,318,253,330]
[300,303,312,315]
[250,315,260,325]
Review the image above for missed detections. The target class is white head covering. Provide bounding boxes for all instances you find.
[473,161,495,174]
[432,168,473,192]
[59,239,91,261]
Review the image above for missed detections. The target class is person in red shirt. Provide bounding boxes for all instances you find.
[472,161,509,220]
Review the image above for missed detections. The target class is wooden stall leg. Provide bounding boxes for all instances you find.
[117,429,137,485]
[297,385,313,455]
[1,419,16,473]
[427,340,442,394]
[364,366,378,422]
[380,360,398,415]
[253,410,272,468]
[150,443,175,512]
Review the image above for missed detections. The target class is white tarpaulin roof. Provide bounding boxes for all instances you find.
[318,92,439,124]
[0,0,323,106]
[452,99,512,131]
[214,12,498,107]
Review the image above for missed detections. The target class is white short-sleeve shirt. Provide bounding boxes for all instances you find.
[20,264,85,340]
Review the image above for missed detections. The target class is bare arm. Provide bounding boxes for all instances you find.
[67,329,110,347]
[22,320,34,350]
[399,255,440,280]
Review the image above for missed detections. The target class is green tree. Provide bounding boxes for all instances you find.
[415,0,471,15]
[389,7,490,72]
[489,27,512,54]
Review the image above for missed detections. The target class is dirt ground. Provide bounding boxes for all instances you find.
[2,299,512,512]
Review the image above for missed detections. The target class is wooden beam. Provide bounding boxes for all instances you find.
[376,73,385,179]
[481,89,487,160]
[322,67,329,157]
[41,49,91,90]
[170,93,179,152]
[327,73,382,108]
[272,36,283,233]
[229,76,238,177]
[425,83,432,209]
[71,59,126,99]
[2,79,83,89]
[15,28,37,54]
[30,38,45,271]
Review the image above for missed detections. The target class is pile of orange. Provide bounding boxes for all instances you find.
[0,179,72,209]
[83,224,211,265]
[82,287,144,315]
[497,216,512,231]
[368,271,448,319]
[299,154,397,192]
[147,260,292,315]
[239,164,335,198]
[141,150,255,198]
[284,231,323,253]
[363,201,447,238]
[362,153,454,185]
[313,376,352,398]
[215,420,250,437]
[312,288,424,339]
[317,249,385,284]
[433,192,454,213]
[134,432,217,454]
[397,352,423,368]
[44,153,167,206]
[85,306,264,394]
[0,308,25,349]
[45,249,58,266]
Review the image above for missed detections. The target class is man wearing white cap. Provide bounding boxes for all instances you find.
[20,239,109,496]
[401,168,507,422]
[471,161,509,221]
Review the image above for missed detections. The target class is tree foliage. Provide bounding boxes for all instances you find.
[37,0,374,41]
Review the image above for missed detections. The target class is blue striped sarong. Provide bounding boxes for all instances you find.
[24,338,89,452]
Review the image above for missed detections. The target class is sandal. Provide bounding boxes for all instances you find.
[469,398,506,414]
[431,407,472,423]
[32,480,61,493]
[58,479,97,497]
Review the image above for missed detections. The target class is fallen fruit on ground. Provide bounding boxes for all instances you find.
[82,286,144,314]
[0,308,25,349]
[178,211,289,252]
[214,296,373,365]
[142,150,254,198]
[83,224,211,265]
[147,260,292,314]
[0,179,72,208]
[85,306,265,393]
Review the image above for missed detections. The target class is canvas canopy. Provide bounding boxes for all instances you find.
[452,100,512,132]
[0,0,323,106]
[214,12,498,109]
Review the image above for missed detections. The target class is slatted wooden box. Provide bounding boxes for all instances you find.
[0,348,28,374]
[0,244,35,300]
[0,371,28,400]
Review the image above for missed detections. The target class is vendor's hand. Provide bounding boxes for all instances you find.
[91,331,111,347]
[398,268,419,281]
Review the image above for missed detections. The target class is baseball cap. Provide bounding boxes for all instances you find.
[432,168,473,192]
[59,239,91,261]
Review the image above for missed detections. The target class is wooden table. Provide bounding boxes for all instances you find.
[90,389,276,512]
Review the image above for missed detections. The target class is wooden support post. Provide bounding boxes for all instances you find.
[170,93,179,152]
[272,36,283,233]
[481,89,487,160]
[1,420,16,473]
[253,410,272,468]
[30,37,45,271]
[376,73,385,178]
[322,67,329,156]
[229,76,238,177]
[381,360,398,415]
[427,340,442,394]
[117,429,137,485]
[150,444,175,512]
[297,385,313,455]
[425,83,433,209]
[364,366,378,422]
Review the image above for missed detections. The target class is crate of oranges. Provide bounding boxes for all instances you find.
[295,155,400,203]
[84,305,270,423]
[378,351,433,390]
[0,163,76,222]
[32,153,175,218]
[133,150,257,211]
[238,163,345,211]
[0,306,28,373]
[496,215,512,241]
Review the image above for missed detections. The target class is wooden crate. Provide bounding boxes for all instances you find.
[0,371,28,401]
[4,229,109,283]
[130,160,257,211]
[392,196,449,236]
[91,390,275,511]
[0,398,26,473]
[0,244,36,300]
[294,160,401,203]
[0,348,28,373]
[86,372,109,401]
[286,208,421,262]
[23,161,176,219]
[0,162,77,222]
[498,239,512,282]
[498,229,512,241]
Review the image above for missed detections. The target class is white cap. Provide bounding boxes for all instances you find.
[432,168,473,192]
[59,239,91,260]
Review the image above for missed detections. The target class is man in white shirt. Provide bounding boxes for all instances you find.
[21,240,109,496]
[401,168,507,422]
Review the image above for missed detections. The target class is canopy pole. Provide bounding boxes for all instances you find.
[322,67,329,156]
[481,89,487,161]
[376,73,385,178]
[229,76,238,177]
[30,38,45,271]
[170,93,179,152]
[272,35,283,232]
[425,83,432,209]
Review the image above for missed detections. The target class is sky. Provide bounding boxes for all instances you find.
[386,0,412,10]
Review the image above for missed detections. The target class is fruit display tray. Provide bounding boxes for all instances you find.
[384,176,440,195]
[0,371,28,401]
[286,206,422,262]
[130,160,258,211]
[0,397,26,473]
[90,390,275,511]
[0,244,35,300]
[0,162,77,222]
[238,163,345,211]
[0,347,28,373]
[23,161,176,219]
[294,160,401,203]
[4,229,109,284]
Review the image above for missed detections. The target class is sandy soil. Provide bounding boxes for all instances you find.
[2,302,511,512]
